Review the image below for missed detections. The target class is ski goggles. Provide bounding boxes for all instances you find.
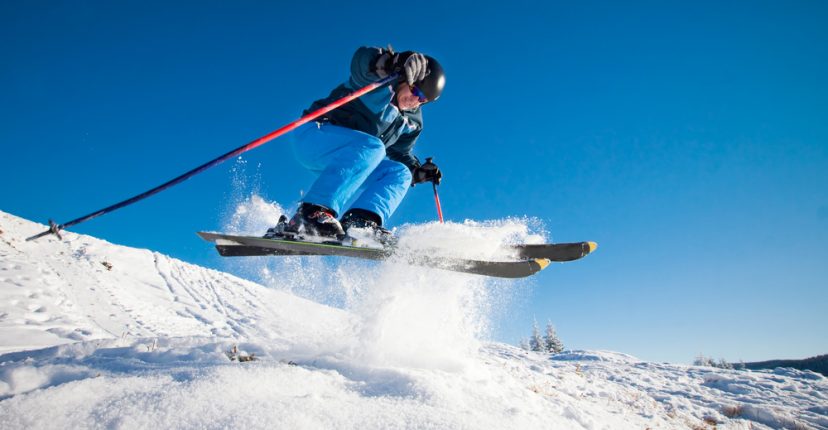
[410,85,428,103]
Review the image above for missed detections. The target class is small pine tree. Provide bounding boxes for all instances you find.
[717,358,733,370]
[694,354,714,367]
[694,355,736,369]
[544,321,564,354]
[529,320,546,352]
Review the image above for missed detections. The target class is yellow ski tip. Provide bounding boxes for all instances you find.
[534,258,552,270]
[587,242,598,254]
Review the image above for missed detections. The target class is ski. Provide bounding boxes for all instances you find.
[197,231,596,262]
[197,232,596,279]
[514,242,597,261]
[198,232,390,260]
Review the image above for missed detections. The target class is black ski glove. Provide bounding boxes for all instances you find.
[412,157,442,186]
[376,51,428,85]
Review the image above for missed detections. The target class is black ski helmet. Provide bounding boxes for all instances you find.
[417,55,445,102]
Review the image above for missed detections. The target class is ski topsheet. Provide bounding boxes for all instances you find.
[514,242,597,261]
[197,232,596,279]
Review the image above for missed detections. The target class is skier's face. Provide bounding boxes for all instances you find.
[396,83,425,110]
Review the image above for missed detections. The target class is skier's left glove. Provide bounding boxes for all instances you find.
[375,50,428,86]
[396,52,428,86]
[412,158,442,186]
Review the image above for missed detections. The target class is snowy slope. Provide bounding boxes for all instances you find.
[1,210,826,430]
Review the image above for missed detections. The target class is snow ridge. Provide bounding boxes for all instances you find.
[1,210,826,429]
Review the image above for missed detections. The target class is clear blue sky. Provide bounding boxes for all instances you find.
[2,1,827,363]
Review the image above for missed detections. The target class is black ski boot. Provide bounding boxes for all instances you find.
[341,209,396,246]
[263,215,289,239]
[281,203,345,239]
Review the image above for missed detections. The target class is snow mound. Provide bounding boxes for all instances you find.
[2,209,827,430]
[551,350,641,364]
[0,210,348,357]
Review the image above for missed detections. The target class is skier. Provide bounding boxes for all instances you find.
[266,46,445,242]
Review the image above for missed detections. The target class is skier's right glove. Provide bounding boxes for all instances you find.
[375,51,428,86]
[412,158,442,186]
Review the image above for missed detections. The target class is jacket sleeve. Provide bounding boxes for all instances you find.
[349,46,389,87]
[347,46,397,116]
[386,130,421,171]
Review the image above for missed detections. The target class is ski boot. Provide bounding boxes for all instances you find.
[262,215,290,239]
[265,203,345,240]
[340,209,396,247]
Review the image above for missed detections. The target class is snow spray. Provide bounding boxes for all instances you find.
[218,167,545,371]
[345,221,544,371]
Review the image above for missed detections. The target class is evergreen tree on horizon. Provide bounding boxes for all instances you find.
[529,319,546,353]
[544,321,564,354]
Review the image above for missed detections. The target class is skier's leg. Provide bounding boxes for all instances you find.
[348,159,412,226]
[291,122,385,216]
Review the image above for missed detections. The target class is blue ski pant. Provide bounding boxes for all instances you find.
[290,122,412,225]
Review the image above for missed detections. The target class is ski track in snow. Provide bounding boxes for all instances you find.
[1,210,826,430]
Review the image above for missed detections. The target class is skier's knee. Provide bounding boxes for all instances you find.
[360,137,386,165]
[368,137,385,153]
[389,162,412,186]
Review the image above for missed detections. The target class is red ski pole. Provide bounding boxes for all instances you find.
[432,182,444,223]
[27,74,399,241]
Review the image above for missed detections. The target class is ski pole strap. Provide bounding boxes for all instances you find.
[26,73,400,242]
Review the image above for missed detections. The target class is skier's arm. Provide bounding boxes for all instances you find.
[349,46,390,87]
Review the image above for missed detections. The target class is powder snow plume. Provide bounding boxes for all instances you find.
[217,189,541,372]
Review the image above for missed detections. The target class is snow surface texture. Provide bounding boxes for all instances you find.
[1,209,826,430]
